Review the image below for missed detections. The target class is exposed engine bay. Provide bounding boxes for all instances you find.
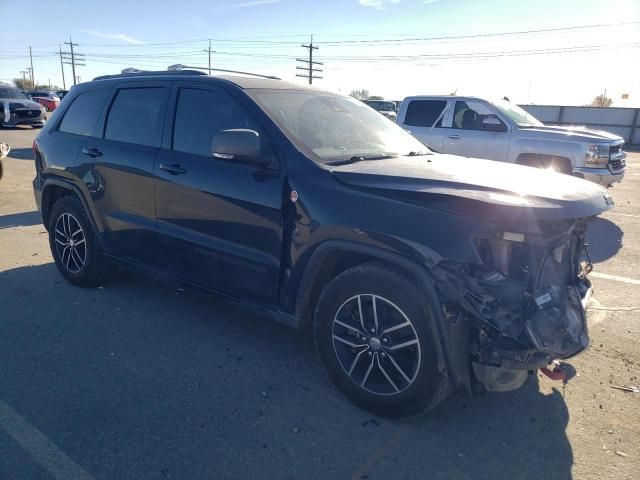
[433,218,593,392]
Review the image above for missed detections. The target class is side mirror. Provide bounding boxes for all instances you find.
[212,129,263,165]
[482,117,507,132]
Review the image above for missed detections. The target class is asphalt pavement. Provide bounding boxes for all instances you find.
[1,126,638,480]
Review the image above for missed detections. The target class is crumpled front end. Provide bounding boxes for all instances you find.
[432,218,593,392]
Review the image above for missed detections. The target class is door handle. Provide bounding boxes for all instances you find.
[159,163,186,175]
[82,147,103,158]
[447,134,461,140]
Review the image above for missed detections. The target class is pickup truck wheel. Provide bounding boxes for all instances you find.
[314,263,441,417]
[48,196,113,287]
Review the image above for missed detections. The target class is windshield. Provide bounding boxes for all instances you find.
[492,99,543,127]
[251,90,429,164]
[367,101,395,112]
[0,87,27,99]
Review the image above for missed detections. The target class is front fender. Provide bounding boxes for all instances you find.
[508,136,583,166]
[292,239,467,389]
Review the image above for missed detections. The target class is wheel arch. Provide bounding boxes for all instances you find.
[516,152,573,174]
[293,240,458,386]
[41,179,105,244]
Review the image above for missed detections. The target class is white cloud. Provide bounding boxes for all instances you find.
[423,0,440,4]
[79,29,144,45]
[215,0,283,9]
[358,0,400,10]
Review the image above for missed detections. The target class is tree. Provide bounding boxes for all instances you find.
[349,89,370,101]
[13,78,31,90]
[368,95,384,101]
[590,94,613,107]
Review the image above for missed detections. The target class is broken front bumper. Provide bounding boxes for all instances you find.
[433,220,594,392]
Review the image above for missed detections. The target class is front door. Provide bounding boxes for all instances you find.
[154,84,285,303]
[443,100,511,161]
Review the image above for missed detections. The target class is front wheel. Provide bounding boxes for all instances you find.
[48,196,113,287]
[314,262,445,417]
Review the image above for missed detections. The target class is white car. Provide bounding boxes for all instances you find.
[397,96,626,187]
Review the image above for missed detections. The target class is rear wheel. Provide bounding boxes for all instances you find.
[314,262,445,417]
[48,196,113,287]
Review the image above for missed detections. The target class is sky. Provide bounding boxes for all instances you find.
[1,0,639,106]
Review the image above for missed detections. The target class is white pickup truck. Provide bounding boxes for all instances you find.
[397,96,626,187]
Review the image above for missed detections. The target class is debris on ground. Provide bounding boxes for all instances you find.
[610,385,639,393]
[615,451,628,457]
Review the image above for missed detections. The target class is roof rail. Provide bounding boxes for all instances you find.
[93,69,206,81]
[168,64,280,80]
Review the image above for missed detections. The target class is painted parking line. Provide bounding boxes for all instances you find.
[590,271,640,286]
[0,400,95,480]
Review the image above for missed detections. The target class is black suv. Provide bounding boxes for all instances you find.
[33,70,611,416]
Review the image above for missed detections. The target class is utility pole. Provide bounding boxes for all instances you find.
[20,69,28,82]
[203,39,213,75]
[29,46,35,88]
[58,45,66,90]
[62,38,85,86]
[296,35,323,85]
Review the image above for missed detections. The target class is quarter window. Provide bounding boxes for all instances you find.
[172,88,257,157]
[404,100,447,127]
[104,88,167,147]
[58,90,110,136]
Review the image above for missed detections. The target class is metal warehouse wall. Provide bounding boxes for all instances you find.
[519,105,640,146]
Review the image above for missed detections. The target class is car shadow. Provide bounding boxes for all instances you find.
[586,217,623,263]
[0,211,41,229]
[7,147,34,160]
[0,263,574,480]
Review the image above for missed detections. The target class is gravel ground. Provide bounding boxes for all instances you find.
[0,126,638,480]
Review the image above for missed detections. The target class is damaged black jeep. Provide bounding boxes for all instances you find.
[33,73,612,417]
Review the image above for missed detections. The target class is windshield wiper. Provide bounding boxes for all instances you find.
[325,154,393,166]
[405,151,432,157]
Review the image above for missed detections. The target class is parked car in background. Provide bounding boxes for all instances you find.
[56,90,70,100]
[30,91,61,112]
[397,95,626,187]
[365,100,397,120]
[34,69,612,416]
[0,84,46,128]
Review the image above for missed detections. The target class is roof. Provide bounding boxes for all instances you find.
[91,69,312,91]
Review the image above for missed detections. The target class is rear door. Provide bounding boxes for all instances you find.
[77,81,170,263]
[154,83,285,303]
[399,99,449,152]
[442,100,511,161]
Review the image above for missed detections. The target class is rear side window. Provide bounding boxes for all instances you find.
[172,88,257,157]
[58,90,110,136]
[404,100,447,127]
[105,88,166,147]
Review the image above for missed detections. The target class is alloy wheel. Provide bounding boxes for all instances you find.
[54,213,87,274]
[332,294,421,396]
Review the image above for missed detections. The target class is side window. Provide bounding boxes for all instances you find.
[58,90,110,136]
[172,88,257,157]
[453,101,502,131]
[104,88,166,147]
[404,100,447,127]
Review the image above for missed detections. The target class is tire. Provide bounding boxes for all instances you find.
[48,195,113,287]
[314,262,444,417]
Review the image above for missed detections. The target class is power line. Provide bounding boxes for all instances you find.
[63,38,86,85]
[296,35,323,85]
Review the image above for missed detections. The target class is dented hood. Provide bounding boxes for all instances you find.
[331,154,613,221]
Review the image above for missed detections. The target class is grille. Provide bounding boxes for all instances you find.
[16,110,41,119]
[609,157,626,172]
